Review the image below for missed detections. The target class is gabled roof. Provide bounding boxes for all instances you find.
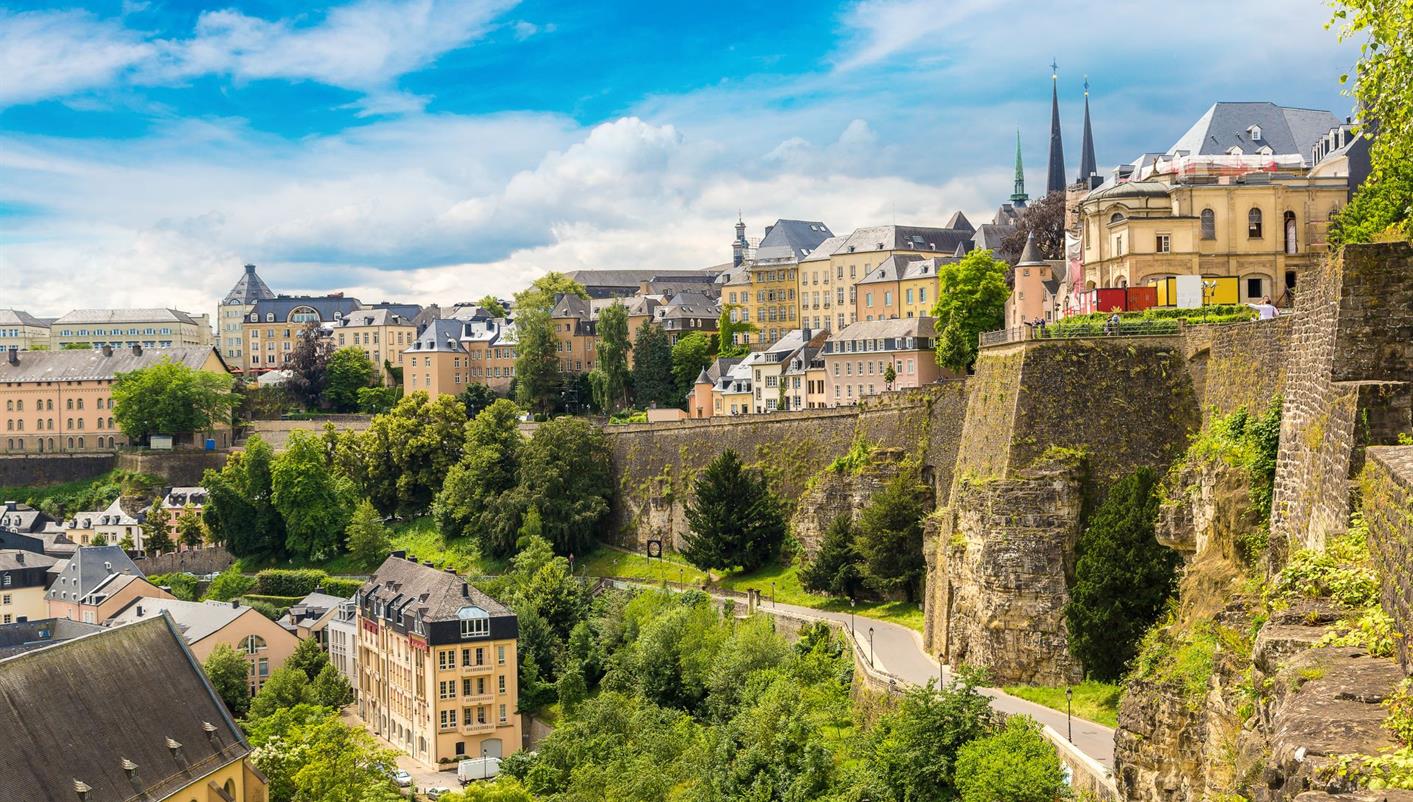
[407,319,467,354]
[0,309,49,328]
[0,501,51,533]
[944,211,975,233]
[52,308,200,326]
[0,617,103,659]
[0,549,57,572]
[222,264,276,305]
[836,225,973,256]
[108,597,255,644]
[334,307,421,328]
[656,292,719,321]
[248,295,363,324]
[362,555,513,624]
[972,223,1015,252]
[753,219,835,263]
[0,615,251,802]
[798,235,848,264]
[1168,102,1340,164]
[0,346,221,384]
[827,317,936,343]
[550,294,594,320]
[43,545,145,604]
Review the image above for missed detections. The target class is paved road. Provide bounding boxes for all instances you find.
[626,584,1118,770]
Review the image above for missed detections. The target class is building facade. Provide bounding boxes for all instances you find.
[332,308,421,385]
[50,308,212,351]
[45,546,174,624]
[0,310,51,352]
[855,256,945,322]
[0,549,57,624]
[241,295,363,374]
[218,264,276,367]
[357,554,521,767]
[822,318,942,406]
[0,345,232,455]
[736,220,834,347]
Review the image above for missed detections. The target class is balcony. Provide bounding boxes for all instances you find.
[462,692,495,704]
[460,661,494,675]
[460,720,497,734]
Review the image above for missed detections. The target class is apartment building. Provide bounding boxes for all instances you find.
[326,597,359,689]
[855,256,946,321]
[0,345,232,455]
[45,546,174,624]
[747,329,827,413]
[0,309,51,352]
[404,319,469,399]
[357,554,520,767]
[50,308,212,351]
[110,596,300,697]
[65,497,143,549]
[736,220,834,347]
[217,263,276,367]
[0,549,57,624]
[822,318,942,406]
[332,307,422,385]
[242,295,418,375]
[549,295,601,374]
[782,343,827,412]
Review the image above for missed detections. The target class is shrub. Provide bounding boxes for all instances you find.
[827,438,875,475]
[321,577,364,597]
[204,567,257,601]
[954,715,1068,802]
[147,572,200,601]
[255,568,330,597]
[1270,517,1379,609]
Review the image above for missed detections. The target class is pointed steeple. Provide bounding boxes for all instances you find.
[732,213,749,267]
[1017,231,1044,266]
[1010,130,1029,207]
[1078,77,1097,187]
[1045,60,1066,195]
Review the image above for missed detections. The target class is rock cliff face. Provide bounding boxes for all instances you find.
[789,448,912,558]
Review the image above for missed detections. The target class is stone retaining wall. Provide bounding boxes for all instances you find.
[117,450,230,486]
[1361,446,1413,672]
[135,546,234,576]
[0,454,116,488]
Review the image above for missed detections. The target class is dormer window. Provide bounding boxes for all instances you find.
[1226,146,1243,156]
[1248,125,1262,141]
[458,606,490,638]
[1257,146,1273,156]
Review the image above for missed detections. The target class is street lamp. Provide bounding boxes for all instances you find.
[1066,686,1073,743]
[868,626,875,668]
[849,599,855,641]
[482,747,489,781]
[770,581,775,607]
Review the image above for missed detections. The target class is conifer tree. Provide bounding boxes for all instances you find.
[142,505,174,554]
[800,516,862,598]
[345,499,392,570]
[682,449,784,571]
[631,321,678,409]
[854,473,928,602]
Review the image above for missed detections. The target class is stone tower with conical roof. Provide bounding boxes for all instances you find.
[1046,61,1066,195]
[216,264,276,366]
[1078,78,1098,189]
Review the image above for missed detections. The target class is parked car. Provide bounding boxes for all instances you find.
[457,756,501,783]
[424,788,451,799]
[391,770,412,787]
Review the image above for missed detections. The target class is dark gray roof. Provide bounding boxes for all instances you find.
[1017,232,1045,266]
[407,319,467,353]
[0,618,104,659]
[0,501,51,533]
[362,555,512,624]
[837,225,973,256]
[655,292,719,321]
[563,269,723,297]
[753,219,835,263]
[0,346,220,384]
[944,211,975,234]
[828,317,936,342]
[0,309,48,328]
[108,598,260,644]
[247,295,363,324]
[0,549,57,572]
[334,307,422,328]
[1168,102,1340,163]
[52,308,200,326]
[550,294,594,320]
[44,545,145,604]
[0,615,251,802]
[222,264,276,305]
[972,223,1015,252]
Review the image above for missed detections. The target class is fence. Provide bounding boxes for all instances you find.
[980,318,1185,347]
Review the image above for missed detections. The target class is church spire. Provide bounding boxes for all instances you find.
[1045,59,1066,195]
[1078,76,1097,188]
[1010,130,1029,207]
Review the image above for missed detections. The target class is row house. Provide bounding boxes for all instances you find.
[0,549,58,624]
[745,329,827,414]
[45,545,174,624]
[357,554,521,767]
[0,345,232,455]
[50,307,212,351]
[822,318,943,406]
[736,220,834,347]
[403,317,518,400]
[855,255,950,322]
[549,295,601,374]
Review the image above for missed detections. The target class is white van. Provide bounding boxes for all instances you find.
[457,756,501,783]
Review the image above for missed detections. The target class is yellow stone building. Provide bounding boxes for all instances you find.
[50,308,212,351]
[357,554,521,768]
[0,309,51,353]
[332,308,420,385]
[217,264,276,368]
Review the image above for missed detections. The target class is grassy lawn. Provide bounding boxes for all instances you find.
[579,547,709,585]
[235,517,499,577]
[1000,681,1122,728]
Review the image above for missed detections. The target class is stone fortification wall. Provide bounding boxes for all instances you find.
[1182,316,1294,419]
[1362,446,1413,672]
[1271,243,1413,555]
[241,415,374,450]
[116,450,230,486]
[135,546,234,577]
[0,454,116,489]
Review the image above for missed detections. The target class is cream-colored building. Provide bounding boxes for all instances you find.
[218,264,276,368]
[733,220,834,347]
[0,549,57,624]
[50,308,212,351]
[855,256,946,322]
[110,596,301,697]
[333,308,420,385]
[0,345,232,455]
[0,309,51,352]
[358,554,521,767]
[66,497,143,549]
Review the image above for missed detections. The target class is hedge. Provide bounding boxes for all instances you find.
[253,568,364,598]
[321,577,364,597]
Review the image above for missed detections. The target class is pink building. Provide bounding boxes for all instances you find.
[822,317,942,406]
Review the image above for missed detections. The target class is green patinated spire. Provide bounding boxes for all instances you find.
[1011,129,1029,207]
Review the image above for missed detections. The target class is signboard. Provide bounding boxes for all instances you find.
[1174,275,1204,308]
[646,539,662,559]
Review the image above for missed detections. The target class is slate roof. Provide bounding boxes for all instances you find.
[334,307,421,328]
[944,211,975,233]
[0,618,104,659]
[0,615,251,802]
[836,225,973,256]
[222,264,276,305]
[826,317,936,345]
[0,309,49,328]
[972,223,1015,252]
[753,220,835,263]
[0,549,57,572]
[655,292,719,321]
[798,235,847,264]
[71,497,144,530]
[43,545,146,604]
[406,319,467,354]
[1017,233,1045,266]
[0,501,51,533]
[0,346,220,384]
[563,269,724,296]
[52,308,200,326]
[108,598,254,644]
[278,591,349,632]
[361,555,513,624]
[161,487,208,509]
[1168,102,1340,163]
[247,295,363,324]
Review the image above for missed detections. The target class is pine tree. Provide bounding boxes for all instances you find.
[854,473,928,602]
[800,516,862,598]
[345,499,392,570]
[590,302,631,413]
[632,321,679,409]
[177,504,206,548]
[1064,468,1179,681]
[683,449,784,571]
[142,506,174,554]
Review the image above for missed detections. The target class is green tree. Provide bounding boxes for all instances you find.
[883,361,897,389]
[177,503,206,548]
[345,499,392,570]
[715,304,757,358]
[203,435,285,560]
[440,779,535,802]
[682,449,784,571]
[589,301,631,413]
[251,713,403,802]
[476,295,509,317]
[310,663,355,708]
[671,331,715,400]
[434,398,524,558]
[515,272,589,313]
[699,670,837,801]
[141,506,173,554]
[799,515,862,598]
[272,430,355,560]
[854,472,929,602]
[249,666,314,720]
[111,358,238,445]
[204,566,257,601]
[954,715,1067,802]
[1065,467,1179,680]
[932,249,1009,373]
[998,190,1067,264]
[459,382,498,418]
[284,321,333,410]
[204,643,251,717]
[288,636,331,681]
[90,532,108,546]
[1328,0,1413,244]
[513,306,562,416]
[631,321,678,409]
[509,417,611,557]
[355,385,401,414]
[556,662,588,713]
[322,347,375,412]
[869,674,995,801]
[339,392,467,516]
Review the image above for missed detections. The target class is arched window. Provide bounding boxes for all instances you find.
[67,437,74,449]
[1109,211,1126,224]
[245,635,267,654]
[1284,211,1297,254]
[1248,208,1263,238]
[78,437,84,448]
[1200,209,1215,240]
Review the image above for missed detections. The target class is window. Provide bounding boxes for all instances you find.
[459,606,490,638]
[498,674,506,694]
[499,704,508,724]
[440,710,455,730]
[439,650,456,670]
[1156,234,1171,253]
[497,645,506,665]
[244,635,266,654]
[1249,124,1262,141]
[1284,210,1297,254]
[1200,209,1215,239]
[1248,208,1263,238]
[439,680,456,700]
[1109,212,1125,224]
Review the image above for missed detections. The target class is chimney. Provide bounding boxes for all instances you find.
[135,605,143,617]
[130,344,142,356]
[461,583,469,597]
[6,349,16,366]
[231,599,240,608]
[101,344,112,357]
[14,553,22,565]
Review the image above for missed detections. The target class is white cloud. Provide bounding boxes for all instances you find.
[0,9,153,106]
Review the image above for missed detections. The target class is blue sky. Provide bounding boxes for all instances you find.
[0,0,1360,314]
